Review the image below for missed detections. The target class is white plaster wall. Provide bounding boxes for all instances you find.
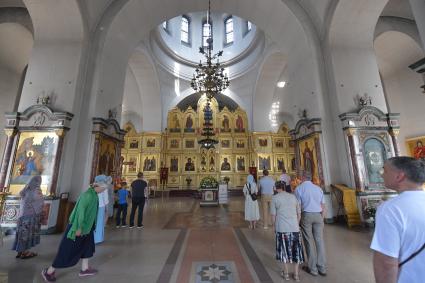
[383,70,425,154]
[0,22,32,164]
[121,66,143,132]
[330,48,388,113]
[18,42,83,112]
[0,69,20,158]
[126,50,161,132]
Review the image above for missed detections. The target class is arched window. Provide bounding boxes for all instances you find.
[243,20,252,37]
[224,16,234,45]
[181,16,190,44]
[202,20,212,48]
[247,21,252,32]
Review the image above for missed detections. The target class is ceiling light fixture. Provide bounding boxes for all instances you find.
[192,0,230,149]
[277,81,286,88]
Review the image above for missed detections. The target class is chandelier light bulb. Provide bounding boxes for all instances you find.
[277,81,286,88]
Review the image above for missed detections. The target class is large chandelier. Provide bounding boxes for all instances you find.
[193,0,229,149]
[190,0,230,100]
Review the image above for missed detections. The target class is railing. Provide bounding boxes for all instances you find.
[331,184,362,228]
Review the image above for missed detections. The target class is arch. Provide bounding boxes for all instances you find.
[253,51,286,131]
[89,0,325,123]
[374,30,424,155]
[0,7,33,35]
[375,16,422,49]
[0,22,33,160]
[374,30,424,77]
[328,0,389,48]
[17,0,86,111]
[123,47,162,132]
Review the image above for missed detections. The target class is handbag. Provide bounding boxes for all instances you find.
[247,183,257,201]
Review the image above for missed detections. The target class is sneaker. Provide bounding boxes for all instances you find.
[116,225,120,228]
[302,266,318,276]
[121,225,127,228]
[41,268,56,282]
[137,225,144,229]
[79,268,98,277]
[318,270,327,276]
[263,226,269,229]
[129,225,134,229]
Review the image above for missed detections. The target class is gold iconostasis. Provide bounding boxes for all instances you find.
[121,95,295,190]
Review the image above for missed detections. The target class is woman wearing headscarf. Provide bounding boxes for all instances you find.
[13,175,44,259]
[94,175,109,244]
[41,175,107,282]
[243,174,260,229]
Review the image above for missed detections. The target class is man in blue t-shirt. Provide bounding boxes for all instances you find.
[129,172,148,228]
[115,181,130,228]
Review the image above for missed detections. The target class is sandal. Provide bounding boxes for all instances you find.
[281,271,290,281]
[15,252,22,258]
[20,252,37,259]
[293,274,300,282]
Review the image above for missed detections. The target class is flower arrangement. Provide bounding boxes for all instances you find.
[200,176,218,188]
[363,206,377,220]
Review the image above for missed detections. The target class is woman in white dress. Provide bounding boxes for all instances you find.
[243,174,260,229]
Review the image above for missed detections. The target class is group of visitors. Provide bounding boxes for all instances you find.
[243,168,327,281]
[243,157,425,283]
[10,169,147,282]
[9,155,424,283]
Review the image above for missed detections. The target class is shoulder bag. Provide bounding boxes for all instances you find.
[247,183,257,201]
[399,242,425,267]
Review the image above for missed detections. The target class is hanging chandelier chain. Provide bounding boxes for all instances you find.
[191,0,230,101]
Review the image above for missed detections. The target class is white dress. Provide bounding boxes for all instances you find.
[243,183,260,221]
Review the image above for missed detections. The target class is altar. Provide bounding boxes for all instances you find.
[199,176,219,206]
[199,187,219,206]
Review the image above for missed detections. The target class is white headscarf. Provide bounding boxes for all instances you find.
[247,174,255,186]
[94,174,109,207]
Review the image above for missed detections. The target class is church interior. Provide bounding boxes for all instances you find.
[0,0,424,282]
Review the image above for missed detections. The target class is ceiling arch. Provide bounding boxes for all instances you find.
[89,0,323,120]
[374,30,424,77]
[0,22,32,74]
[328,0,390,48]
[375,16,422,49]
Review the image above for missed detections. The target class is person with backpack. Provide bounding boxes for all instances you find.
[243,174,260,229]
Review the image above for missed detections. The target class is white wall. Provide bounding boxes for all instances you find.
[383,70,425,154]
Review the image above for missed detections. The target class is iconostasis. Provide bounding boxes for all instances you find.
[121,95,295,190]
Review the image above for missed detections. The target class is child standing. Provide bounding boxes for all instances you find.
[116,182,130,228]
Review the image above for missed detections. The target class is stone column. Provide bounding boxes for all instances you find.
[389,129,400,157]
[49,129,67,196]
[345,129,362,191]
[0,129,17,189]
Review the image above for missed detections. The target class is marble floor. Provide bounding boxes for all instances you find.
[0,196,375,283]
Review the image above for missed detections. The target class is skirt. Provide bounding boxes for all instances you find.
[12,214,42,253]
[52,224,95,268]
[275,232,304,264]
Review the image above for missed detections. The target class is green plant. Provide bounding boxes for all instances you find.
[200,176,218,188]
